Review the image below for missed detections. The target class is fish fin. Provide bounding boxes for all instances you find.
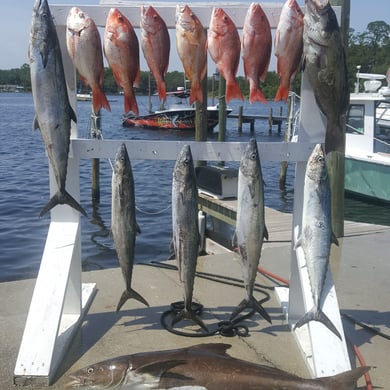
[91,86,111,114]
[157,81,167,103]
[39,190,87,217]
[331,232,339,246]
[322,366,371,389]
[264,225,269,241]
[225,79,244,103]
[70,106,77,124]
[171,309,209,332]
[274,84,289,102]
[134,359,187,383]
[189,83,203,105]
[249,85,267,104]
[136,222,141,234]
[230,297,272,324]
[124,88,139,115]
[116,288,149,312]
[33,115,40,131]
[294,307,342,340]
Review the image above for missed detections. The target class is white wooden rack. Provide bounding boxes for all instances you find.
[14,2,349,386]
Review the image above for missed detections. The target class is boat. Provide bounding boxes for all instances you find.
[122,87,231,131]
[344,69,390,203]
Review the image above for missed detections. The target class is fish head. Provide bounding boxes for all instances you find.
[66,357,129,388]
[240,138,261,177]
[173,144,195,184]
[306,0,331,15]
[141,5,164,34]
[114,143,131,177]
[105,8,132,39]
[209,8,234,36]
[176,4,197,32]
[306,144,328,181]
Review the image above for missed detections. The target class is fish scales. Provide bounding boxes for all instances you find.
[303,0,349,153]
[66,6,110,114]
[274,0,304,102]
[294,144,341,339]
[111,143,149,311]
[171,145,206,330]
[29,0,86,217]
[140,6,170,103]
[242,2,272,104]
[66,343,370,389]
[232,139,271,323]
[176,5,207,105]
[104,8,140,115]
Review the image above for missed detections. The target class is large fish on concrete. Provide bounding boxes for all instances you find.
[111,143,149,312]
[176,5,207,105]
[66,343,370,389]
[66,6,111,114]
[104,8,140,115]
[232,139,271,323]
[274,0,304,102]
[29,0,86,218]
[242,2,272,104]
[303,0,349,153]
[140,5,170,103]
[294,144,341,339]
[208,7,244,103]
[171,145,206,330]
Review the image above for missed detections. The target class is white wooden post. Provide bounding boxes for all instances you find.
[14,2,350,385]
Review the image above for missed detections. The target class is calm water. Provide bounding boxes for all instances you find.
[0,93,388,282]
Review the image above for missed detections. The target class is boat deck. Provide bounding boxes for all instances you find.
[1,208,390,389]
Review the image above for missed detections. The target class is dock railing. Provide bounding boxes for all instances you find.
[14,2,349,386]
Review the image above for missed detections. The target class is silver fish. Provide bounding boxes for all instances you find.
[294,144,341,339]
[111,143,149,312]
[66,343,370,389]
[232,139,271,323]
[29,0,86,218]
[303,0,349,153]
[171,145,206,330]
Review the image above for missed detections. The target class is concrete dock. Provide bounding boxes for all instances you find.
[1,208,389,389]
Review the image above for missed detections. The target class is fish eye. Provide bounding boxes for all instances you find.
[87,367,94,374]
[250,152,257,160]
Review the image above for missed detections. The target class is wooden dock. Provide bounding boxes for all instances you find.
[228,106,286,134]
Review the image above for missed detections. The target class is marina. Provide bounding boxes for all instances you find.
[2,208,390,388]
[2,1,390,389]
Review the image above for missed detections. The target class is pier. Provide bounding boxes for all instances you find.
[229,106,286,134]
[2,209,390,388]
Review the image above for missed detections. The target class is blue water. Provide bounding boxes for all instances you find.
[0,93,388,282]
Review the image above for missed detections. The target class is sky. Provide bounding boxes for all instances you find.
[0,0,388,72]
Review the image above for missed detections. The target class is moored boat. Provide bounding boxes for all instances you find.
[122,87,231,131]
[345,70,390,203]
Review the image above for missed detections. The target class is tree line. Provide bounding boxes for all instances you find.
[1,21,388,98]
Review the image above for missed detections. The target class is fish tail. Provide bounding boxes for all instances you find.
[230,297,272,324]
[116,288,149,312]
[39,190,87,217]
[274,83,290,102]
[249,85,267,104]
[225,79,244,103]
[124,88,139,116]
[171,309,209,332]
[324,366,371,389]
[189,83,203,105]
[92,87,111,114]
[325,122,344,154]
[157,81,167,103]
[294,307,342,340]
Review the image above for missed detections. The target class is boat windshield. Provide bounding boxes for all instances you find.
[346,104,364,134]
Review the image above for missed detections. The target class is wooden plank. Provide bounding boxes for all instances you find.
[71,139,316,162]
